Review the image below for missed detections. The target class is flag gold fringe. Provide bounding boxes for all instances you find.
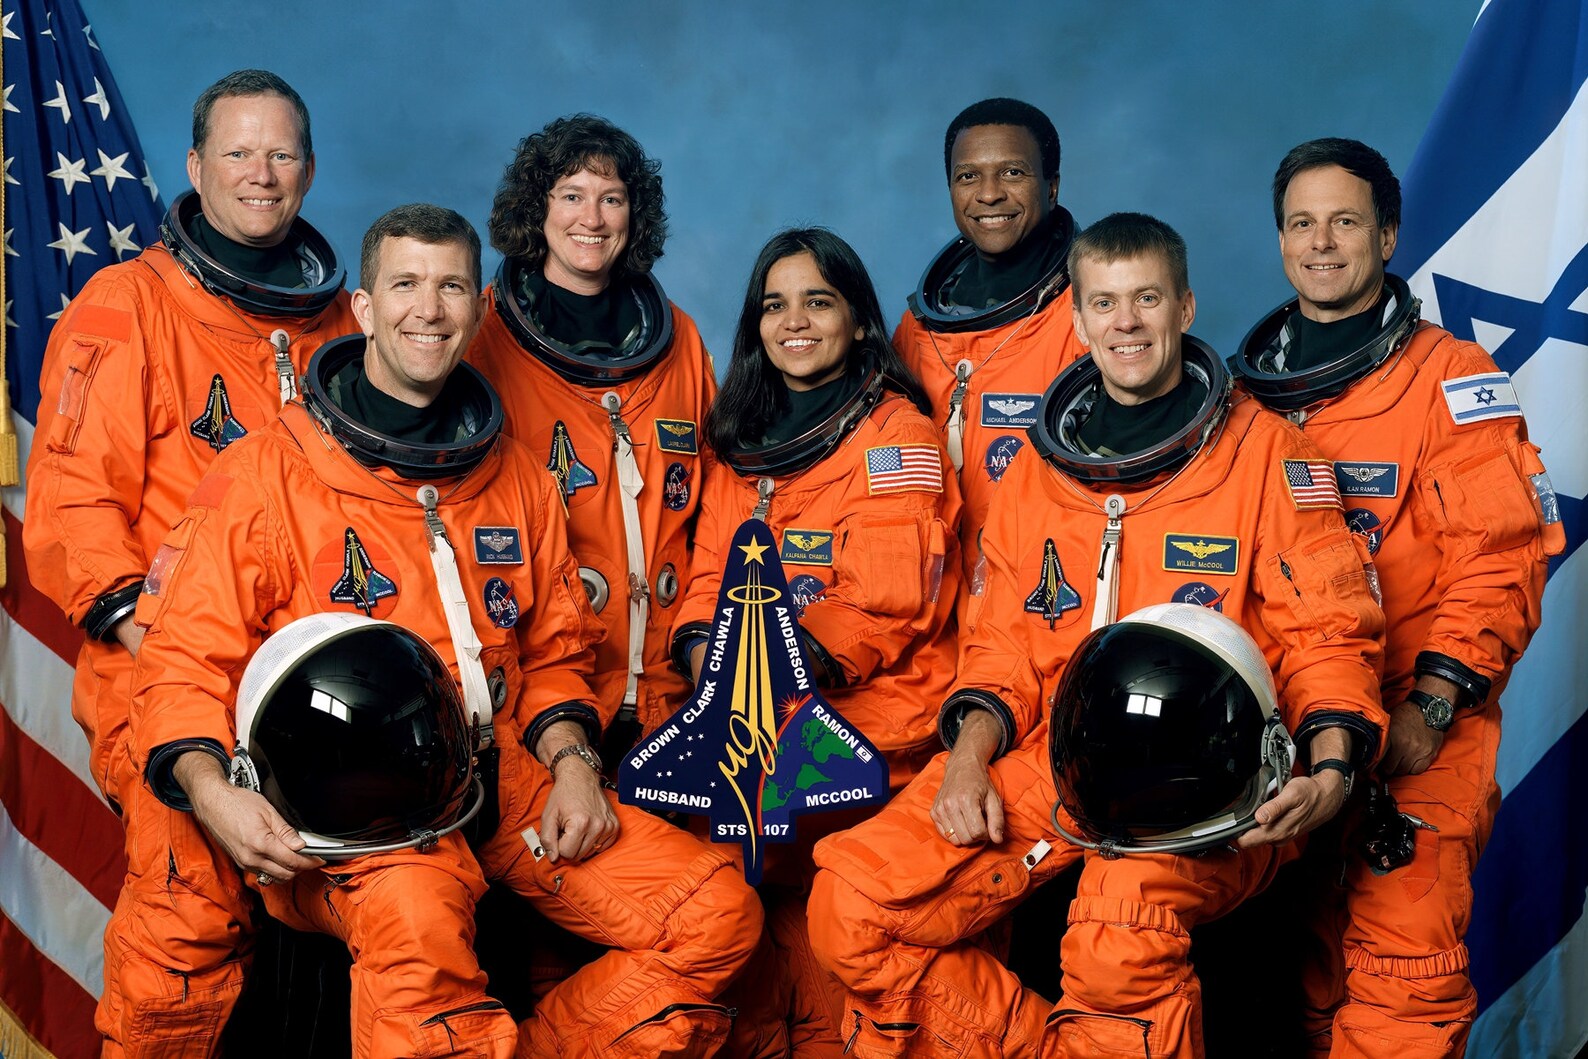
[0,992,59,1059]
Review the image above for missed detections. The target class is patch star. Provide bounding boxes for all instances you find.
[1474,386,1497,406]
[106,221,139,258]
[141,163,159,201]
[82,78,110,120]
[83,22,100,49]
[2,84,17,114]
[91,148,133,191]
[48,152,90,194]
[1,11,17,39]
[42,80,71,123]
[738,539,769,565]
[46,292,72,321]
[47,222,97,266]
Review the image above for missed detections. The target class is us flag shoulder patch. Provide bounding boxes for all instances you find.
[1282,458,1342,511]
[865,445,943,495]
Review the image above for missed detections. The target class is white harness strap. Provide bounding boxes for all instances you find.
[1091,494,1126,631]
[417,484,494,748]
[603,392,649,708]
[944,359,974,472]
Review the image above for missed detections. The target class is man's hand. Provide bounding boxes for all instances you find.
[1237,772,1346,848]
[174,751,323,882]
[114,616,145,659]
[930,709,1004,846]
[533,719,619,863]
[1238,724,1353,849]
[1379,700,1445,777]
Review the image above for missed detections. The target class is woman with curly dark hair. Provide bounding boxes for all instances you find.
[467,114,716,763]
[670,228,963,1053]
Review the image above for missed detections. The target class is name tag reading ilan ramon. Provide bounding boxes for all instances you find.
[618,519,888,883]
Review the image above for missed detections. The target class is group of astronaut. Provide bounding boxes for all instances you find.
[23,67,1563,1059]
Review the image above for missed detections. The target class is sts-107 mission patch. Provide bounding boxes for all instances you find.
[618,519,888,883]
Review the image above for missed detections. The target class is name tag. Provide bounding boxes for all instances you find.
[980,393,1042,428]
[474,526,524,564]
[781,529,834,566]
[1334,461,1399,497]
[1163,534,1239,575]
[655,419,699,454]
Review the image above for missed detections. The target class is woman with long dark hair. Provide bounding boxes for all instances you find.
[671,228,961,1053]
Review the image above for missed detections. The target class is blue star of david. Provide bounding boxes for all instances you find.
[1430,241,1587,575]
[1475,387,1497,405]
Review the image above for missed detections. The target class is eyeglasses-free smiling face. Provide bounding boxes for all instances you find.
[948,123,1057,259]
[1072,250,1195,407]
[1280,163,1397,323]
[759,251,865,392]
[186,93,314,249]
[353,236,486,407]
[542,164,632,295]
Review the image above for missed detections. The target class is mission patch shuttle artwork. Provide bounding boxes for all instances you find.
[618,519,889,883]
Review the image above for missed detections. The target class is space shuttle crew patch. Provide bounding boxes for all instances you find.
[315,527,400,618]
[1442,372,1522,425]
[618,519,888,883]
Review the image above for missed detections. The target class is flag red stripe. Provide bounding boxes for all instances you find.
[2,507,86,668]
[0,911,101,1059]
[0,705,125,909]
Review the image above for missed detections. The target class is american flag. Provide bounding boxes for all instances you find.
[1281,458,1341,511]
[864,444,943,495]
[3,1,164,1055]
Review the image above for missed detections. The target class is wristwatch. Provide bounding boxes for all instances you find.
[549,742,603,776]
[1310,757,1355,800]
[1407,689,1456,732]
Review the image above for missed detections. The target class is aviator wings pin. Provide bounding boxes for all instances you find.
[618,519,889,883]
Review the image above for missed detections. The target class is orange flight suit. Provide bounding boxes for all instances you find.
[673,393,962,1056]
[24,242,356,803]
[810,393,1388,1059]
[1259,324,1562,1057]
[892,289,1087,583]
[468,291,716,735]
[121,398,760,1058]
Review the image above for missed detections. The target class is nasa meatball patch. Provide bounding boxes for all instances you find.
[483,577,520,628]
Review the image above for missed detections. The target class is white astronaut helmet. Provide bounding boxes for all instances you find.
[1048,602,1296,856]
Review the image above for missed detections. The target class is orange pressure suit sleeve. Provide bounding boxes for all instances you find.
[1252,419,1388,765]
[1407,339,1564,703]
[24,271,158,622]
[795,411,959,688]
[129,454,284,807]
[937,445,1047,755]
[511,456,611,745]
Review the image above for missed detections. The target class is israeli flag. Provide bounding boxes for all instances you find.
[1398,0,1588,1054]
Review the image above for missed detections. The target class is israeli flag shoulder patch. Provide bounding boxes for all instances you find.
[1441,372,1522,425]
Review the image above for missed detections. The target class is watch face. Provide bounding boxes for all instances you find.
[1419,694,1455,731]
